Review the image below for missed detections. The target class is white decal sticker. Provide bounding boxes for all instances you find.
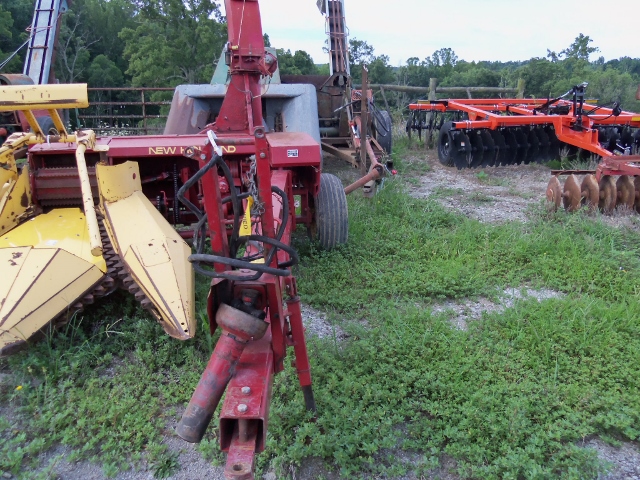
[287,149,299,158]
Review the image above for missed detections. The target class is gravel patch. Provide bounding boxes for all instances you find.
[432,287,564,330]
[582,438,640,479]
[407,153,549,223]
[405,150,640,231]
[300,304,348,341]
[4,404,224,480]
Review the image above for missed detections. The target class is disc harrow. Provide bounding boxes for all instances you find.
[437,125,566,169]
[546,156,640,214]
[409,83,640,170]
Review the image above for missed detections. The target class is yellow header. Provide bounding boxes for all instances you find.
[0,84,89,111]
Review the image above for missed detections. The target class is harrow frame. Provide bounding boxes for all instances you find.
[408,84,640,170]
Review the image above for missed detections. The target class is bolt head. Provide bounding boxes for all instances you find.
[241,386,251,395]
[200,154,206,160]
[259,152,266,159]
[237,403,248,413]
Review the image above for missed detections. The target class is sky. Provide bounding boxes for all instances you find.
[223,0,640,66]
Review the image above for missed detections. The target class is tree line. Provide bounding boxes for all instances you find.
[1,0,639,113]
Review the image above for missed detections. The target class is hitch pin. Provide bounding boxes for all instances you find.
[207,130,223,156]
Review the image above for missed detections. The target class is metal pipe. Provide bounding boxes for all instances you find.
[359,65,369,176]
[344,166,381,195]
[319,127,339,136]
[176,333,248,443]
[353,84,520,94]
[75,143,103,256]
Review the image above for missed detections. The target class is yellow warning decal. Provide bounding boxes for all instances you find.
[239,196,254,237]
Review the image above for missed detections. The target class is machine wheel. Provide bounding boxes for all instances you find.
[437,122,454,166]
[375,109,393,154]
[314,173,348,249]
[36,116,58,136]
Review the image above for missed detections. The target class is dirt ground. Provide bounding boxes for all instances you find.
[6,148,640,480]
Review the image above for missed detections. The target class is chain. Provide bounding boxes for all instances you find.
[244,156,265,215]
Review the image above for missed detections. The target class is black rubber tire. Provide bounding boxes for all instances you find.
[35,116,59,136]
[437,121,454,166]
[375,109,393,154]
[315,173,348,249]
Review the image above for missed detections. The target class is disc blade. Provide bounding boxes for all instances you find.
[468,131,484,169]
[452,132,471,170]
[491,130,507,167]
[528,128,542,163]
[480,130,496,167]
[546,176,562,211]
[514,128,528,165]
[545,126,560,161]
[616,175,635,210]
[502,129,518,166]
[580,174,599,211]
[598,175,617,214]
[536,128,550,162]
[563,174,581,212]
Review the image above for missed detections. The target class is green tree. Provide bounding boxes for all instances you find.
[348,38,394,84]
[367,55,394,84]
[54,7,97,83]
[119,0,226,86]
[275,49,317,76]
[547,33,599,62]
[87,54,124,87]
[561,33,599,61]
[588,68,640,112]
[0,0,32,68]
[0,5,17,71]
[513,57,566,97]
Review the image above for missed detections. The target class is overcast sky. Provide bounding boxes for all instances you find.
[225,0,640,66]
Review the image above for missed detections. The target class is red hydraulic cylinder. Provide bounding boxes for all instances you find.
[177,303,269,443]
[176,333,248,443]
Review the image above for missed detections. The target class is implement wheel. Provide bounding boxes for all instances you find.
[36,116,58,136]
[315,173,348,249]
[437,122,454,166]
[375,110,393,154]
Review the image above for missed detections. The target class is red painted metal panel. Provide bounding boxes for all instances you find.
[220,332,274,455]
[266,132,321,167]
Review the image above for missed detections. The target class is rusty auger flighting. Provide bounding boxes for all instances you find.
[0,83,195,354]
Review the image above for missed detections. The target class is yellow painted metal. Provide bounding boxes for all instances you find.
[0,209,106,353]
[0,209,106,270]
[73,131,102,256]
[0,84,89,111]
[48,109,66,134]
[97,162,195,340]
[0,165,33,234]
[0,132,34,235]
[239,196,254,236]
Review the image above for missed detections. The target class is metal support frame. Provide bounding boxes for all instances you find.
[410,97,640,159]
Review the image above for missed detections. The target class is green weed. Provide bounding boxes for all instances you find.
[476,170,511,187]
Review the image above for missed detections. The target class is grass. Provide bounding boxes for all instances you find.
[3,139,640,478]
[476,170,511,187]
